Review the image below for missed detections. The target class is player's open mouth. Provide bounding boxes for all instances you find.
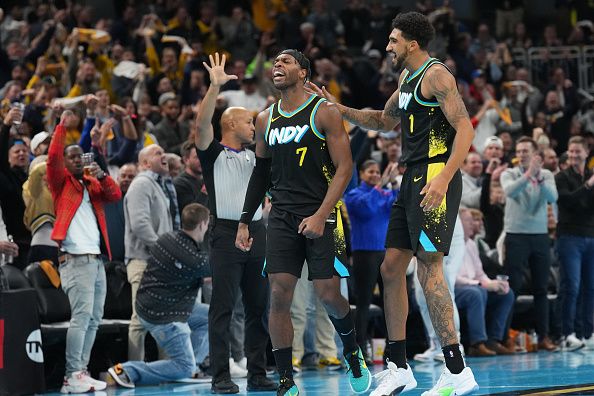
[273,70,286,81]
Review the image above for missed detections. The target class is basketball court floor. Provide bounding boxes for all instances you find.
[40,350,594,395]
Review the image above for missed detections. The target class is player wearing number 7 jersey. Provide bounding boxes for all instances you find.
[194,53,276,394]
[236,49,371,395]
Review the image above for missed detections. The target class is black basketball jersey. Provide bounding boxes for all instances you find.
[397,57,456,165]
[264,94,333,217]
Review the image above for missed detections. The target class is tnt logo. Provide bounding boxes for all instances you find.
[25,329,44,363]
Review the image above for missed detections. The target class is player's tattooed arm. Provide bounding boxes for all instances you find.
[426,66,470,128]
[423,65,474,183]
[306,75,401,131]
[339,93,401,131]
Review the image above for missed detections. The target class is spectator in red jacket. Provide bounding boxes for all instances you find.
[46,110,121,394]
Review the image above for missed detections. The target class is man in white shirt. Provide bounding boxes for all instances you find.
[454,208,514,357]
[47,112,122,393]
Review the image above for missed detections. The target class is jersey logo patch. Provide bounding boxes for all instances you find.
[398,92,413,111]
[268,125,310,145]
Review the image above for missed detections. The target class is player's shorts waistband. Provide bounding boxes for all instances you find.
[404,155,449,168]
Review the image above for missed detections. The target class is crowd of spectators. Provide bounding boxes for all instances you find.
[1,0,594,392]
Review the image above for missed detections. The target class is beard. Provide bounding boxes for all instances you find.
[273,78,297,91]
[392,48,409,72]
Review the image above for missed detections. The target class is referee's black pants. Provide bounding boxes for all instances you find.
[208,219,269,383]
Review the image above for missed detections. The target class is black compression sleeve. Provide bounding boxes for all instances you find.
[240,156,272,224]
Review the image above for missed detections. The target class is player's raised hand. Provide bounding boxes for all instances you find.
[304,82,338,104]
[203,52,237,87]
[235,223,253,252]
[420,173,449,212]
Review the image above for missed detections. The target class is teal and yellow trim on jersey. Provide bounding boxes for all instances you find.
[277,94,317,118]
[405,57,434,83]
[400,57,451,108]
[310,98,327,140]
[264,95,327,142]
[413,59,441,107]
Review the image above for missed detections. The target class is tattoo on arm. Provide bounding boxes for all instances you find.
[429,68,470,128]
[339,93,401,131]
[341,108,386,130]
[417,254,458,346]
[384,93,401,120]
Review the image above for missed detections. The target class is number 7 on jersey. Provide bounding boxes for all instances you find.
[296,147,307,167]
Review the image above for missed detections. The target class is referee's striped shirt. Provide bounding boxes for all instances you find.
[197,140,262,221]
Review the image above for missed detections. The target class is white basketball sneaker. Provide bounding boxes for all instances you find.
[61,371,96,394]
[370,361,417,396]
[81,371,107,390]
[422,366,478,396]
[562,333,585,352]
[583,334,594,350]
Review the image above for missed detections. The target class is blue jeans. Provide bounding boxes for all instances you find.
[558,235,594,337]
[122,302,210,385]
[59,255,107,376]
[455,285,515,345]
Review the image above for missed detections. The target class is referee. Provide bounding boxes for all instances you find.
[195,53,275,394]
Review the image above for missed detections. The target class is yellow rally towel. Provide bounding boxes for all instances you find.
[40,259,60,288]
[76,28,111,44]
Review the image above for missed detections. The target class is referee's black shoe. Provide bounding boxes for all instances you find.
[211,378,239,394]
[247,375,277,391]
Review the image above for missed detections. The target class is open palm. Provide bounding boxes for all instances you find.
[203,52,237,87]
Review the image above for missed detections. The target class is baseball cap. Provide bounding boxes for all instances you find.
[158,92,177,106]
[31,131,50,152]
[484,136,503,149]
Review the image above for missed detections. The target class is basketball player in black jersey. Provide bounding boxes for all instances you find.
[236,49,371,395]
[307,11,479,396]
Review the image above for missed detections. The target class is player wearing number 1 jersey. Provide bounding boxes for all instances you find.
[236,49,371,396]
[307,11,479,396]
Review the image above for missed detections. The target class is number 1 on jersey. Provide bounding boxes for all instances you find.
[296,147,307,167]
[409,114,414,133]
